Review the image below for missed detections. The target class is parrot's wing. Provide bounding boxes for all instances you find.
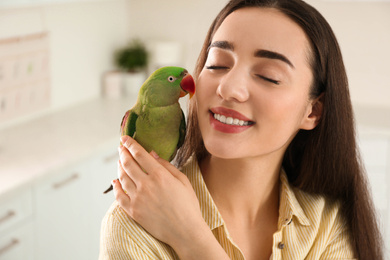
[177,109,186,149]
[105,110,138,194]
[120,110,138,137]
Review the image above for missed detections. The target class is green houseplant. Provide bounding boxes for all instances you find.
[115,39,148,72]
[114,39,149,96]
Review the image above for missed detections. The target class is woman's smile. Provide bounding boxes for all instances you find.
[209,107,255,134]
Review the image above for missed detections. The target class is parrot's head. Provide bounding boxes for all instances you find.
[141,66,195,107]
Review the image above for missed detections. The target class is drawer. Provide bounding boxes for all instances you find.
[0,188,33,235]
[0,221,34,260]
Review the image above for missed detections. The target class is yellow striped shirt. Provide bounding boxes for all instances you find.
[99,157,356,259]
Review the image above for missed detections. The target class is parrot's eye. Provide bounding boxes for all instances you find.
[167,76,176,82]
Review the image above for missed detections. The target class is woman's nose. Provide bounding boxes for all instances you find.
[216,67,250,103]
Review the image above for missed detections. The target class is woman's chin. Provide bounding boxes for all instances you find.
[203,141,245,160]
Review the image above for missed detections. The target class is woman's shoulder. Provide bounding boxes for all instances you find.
[103,200,161,244]
[100,201,179,259]
[102,201,153,244]
[294,186,343,226]
[280,176,355,258]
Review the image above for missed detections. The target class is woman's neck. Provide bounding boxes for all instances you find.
[199,154,281,227]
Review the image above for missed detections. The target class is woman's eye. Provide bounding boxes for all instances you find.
[205,65,229,70]
[257,75,280,85]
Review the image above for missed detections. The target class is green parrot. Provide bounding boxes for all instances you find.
[103,66,195,194]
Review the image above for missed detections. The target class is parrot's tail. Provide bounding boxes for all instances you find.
[103,185,113,194]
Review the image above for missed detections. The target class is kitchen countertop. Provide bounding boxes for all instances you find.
[0,96,136,197]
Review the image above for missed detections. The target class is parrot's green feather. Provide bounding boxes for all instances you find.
[127,111,138,137]
[120,110,138,137]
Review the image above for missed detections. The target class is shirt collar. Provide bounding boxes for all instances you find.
[181,157,310,230]
[279,169,310,227]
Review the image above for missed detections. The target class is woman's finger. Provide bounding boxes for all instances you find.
[117,160,137,197]
[112,179,131,210]
[121,135,167,177]
[150,151,189,184]
[118,144,147,185]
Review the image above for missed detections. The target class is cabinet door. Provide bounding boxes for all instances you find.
[0,188,34,260]
[34,141,119,260]
[34,162,92,260]
[0,221,34,260]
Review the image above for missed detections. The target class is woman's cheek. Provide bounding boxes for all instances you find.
[195,74,215,101]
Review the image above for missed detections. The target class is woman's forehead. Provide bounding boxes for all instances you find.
[211,7,311,69]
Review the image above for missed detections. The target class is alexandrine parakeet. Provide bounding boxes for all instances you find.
[104,66,195,194]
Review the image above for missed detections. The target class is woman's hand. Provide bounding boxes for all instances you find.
[113,135,207,250]
[113,135,231,260]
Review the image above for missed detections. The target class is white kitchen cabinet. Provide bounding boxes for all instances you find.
[0,221,34,260]
[0,189,34,260]
[34,142,118,260]
[35,160,92,259]
[0,97,134,260]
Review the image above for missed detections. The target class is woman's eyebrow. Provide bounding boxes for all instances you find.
[207,41,294,69]
[208,41,234,52]
[255,49,295,69]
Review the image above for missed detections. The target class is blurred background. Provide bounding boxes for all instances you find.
[0,0,389,259]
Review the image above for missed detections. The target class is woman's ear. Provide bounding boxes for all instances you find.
[300,93,324,130]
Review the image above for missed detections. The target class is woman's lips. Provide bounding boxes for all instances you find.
[209,107,254,133]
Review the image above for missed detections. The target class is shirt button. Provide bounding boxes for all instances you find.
[278,242,285,249]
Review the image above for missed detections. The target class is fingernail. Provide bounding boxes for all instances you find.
[111,179,117,185]
[120,135,129,144]
[150,150,159,159]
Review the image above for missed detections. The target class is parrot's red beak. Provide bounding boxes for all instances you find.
[180,74,195,98]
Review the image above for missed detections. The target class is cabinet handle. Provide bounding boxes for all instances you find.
[104,152,118,164]
[0,239,19,256]
[52,173,79,189]
[0,211,15,225]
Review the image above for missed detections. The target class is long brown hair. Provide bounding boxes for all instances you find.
[176,0,383,259]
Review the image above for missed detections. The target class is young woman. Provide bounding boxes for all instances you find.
[100,0,383,259]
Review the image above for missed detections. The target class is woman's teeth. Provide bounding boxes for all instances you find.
[213,113,250,126]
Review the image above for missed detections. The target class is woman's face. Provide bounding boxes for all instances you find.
[196,7,318,160]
